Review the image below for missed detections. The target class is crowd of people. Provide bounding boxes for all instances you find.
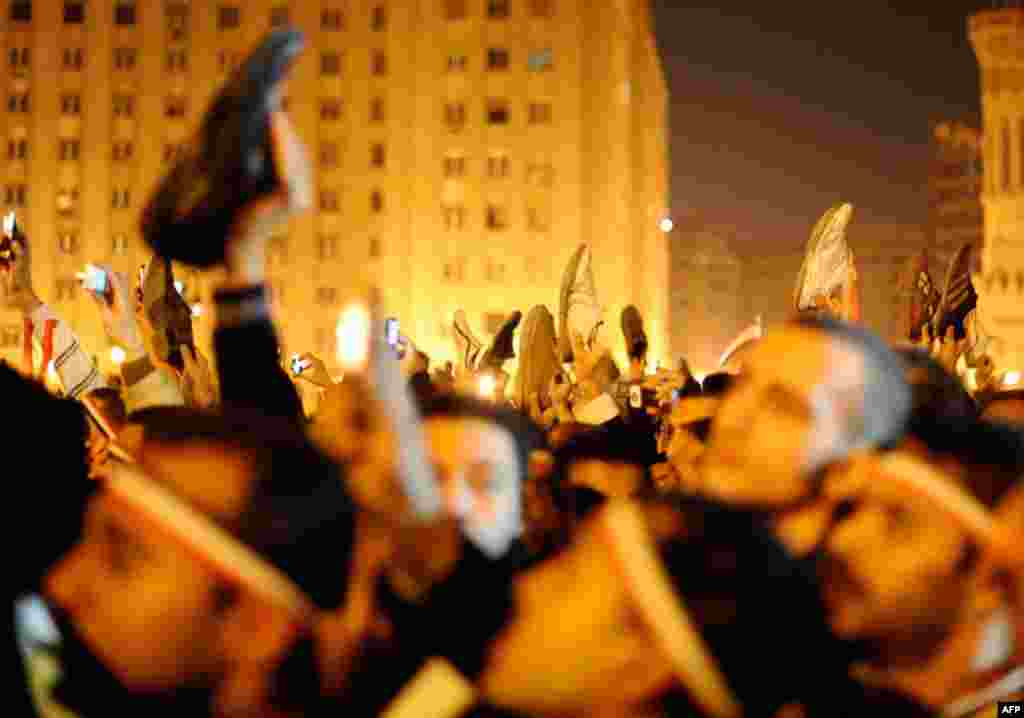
[5,27,1024,718]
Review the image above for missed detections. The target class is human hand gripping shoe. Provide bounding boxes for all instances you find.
[140,28,307,270]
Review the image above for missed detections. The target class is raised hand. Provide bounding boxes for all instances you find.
[86,264,145,355]
[179,344,218,410]
[0,233,38,313]
[294,351,334,388]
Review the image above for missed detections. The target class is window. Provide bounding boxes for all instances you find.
[444,0,466,20]
[444,155,465,177]
[115,2,136,25]
[487,48,509,70]
[166,49,187,71]
[371,4,386,30]
[487,0,509,19]
[443,259,465,282]
[487,153,509,178]
[112,233,129,255]
[443,204,465,230]
[528,102,551,124]
[59,139,80,161]
[320,190,339,212]
[55,278,78,301]
[55,187,77,215]
[486,205,507,230]
[371,190,384,213]
[484,261,505,284]
[371,143,386,168]
[113,141,134,162]
[112,188,131,209]
[62,48,85,70]
[528,48,552,71]
[527,162,554,186]
[63,0,84,23]
[58,232,79,255]
[371,50,388,76]
[319,142,339,168]
[9,47,30,71]
[321,8,343,30]
[165,96,187,118]
[487,99,509,125]
[166,2,188,40]
[484,311,506,332]
[218,50,240,72]
[270,5,289,27]
[317,235,338,261]
[445,102,466,131]
[8,93,29,113]
[321,52,341,76]
[316,287,338,306]
[320,98,342,121]
[6,139,27,160]
[369,236,381,259]
[527,206,548,231]
[218,5,240,29]
[1,325,20,348]
[114,47,136,70]
[60,94,81,115]
[529,0,552,17]
[4,184,26,207]
[370,97,385,123]
[447,53,467,72]
[10,0,30,22]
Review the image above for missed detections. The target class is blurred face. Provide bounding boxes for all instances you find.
[817,454,971,656]
[424,416,523,558]
[568,460,643,499]
[480,507,673,715]
[700,328,857,507]
[43,443,252,699]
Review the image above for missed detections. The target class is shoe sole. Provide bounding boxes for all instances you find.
[933,242,977,339]
[558,244,588,363]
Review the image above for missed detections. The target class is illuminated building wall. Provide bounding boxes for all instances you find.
[0,0,669,380]
[970,6,1024,376]
[927,120,983,274]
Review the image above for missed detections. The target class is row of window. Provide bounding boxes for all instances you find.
[6,2,348,32]
[441,204,549,231]
[448,48,553,72]
[441,260,510,287]
[7,45,553,78]
[445,100,552,127]
[444,157,554,183]
[8,1,553,29]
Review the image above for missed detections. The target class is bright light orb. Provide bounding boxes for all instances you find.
[659,217,674,233]
[336,302,371,371]
[110,347,126,365]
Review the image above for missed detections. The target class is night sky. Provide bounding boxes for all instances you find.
[651,1,995,254]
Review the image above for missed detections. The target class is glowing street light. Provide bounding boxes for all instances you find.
[659,217,674,233]
[110,346,126,365]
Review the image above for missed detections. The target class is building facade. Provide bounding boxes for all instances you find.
[969,6,1024,376]
[0,0,670,378]
[927,120,984,274]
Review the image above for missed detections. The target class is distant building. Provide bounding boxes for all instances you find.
[927,120,984,273]
[970,5,1024,375]
[0,0,670,376]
